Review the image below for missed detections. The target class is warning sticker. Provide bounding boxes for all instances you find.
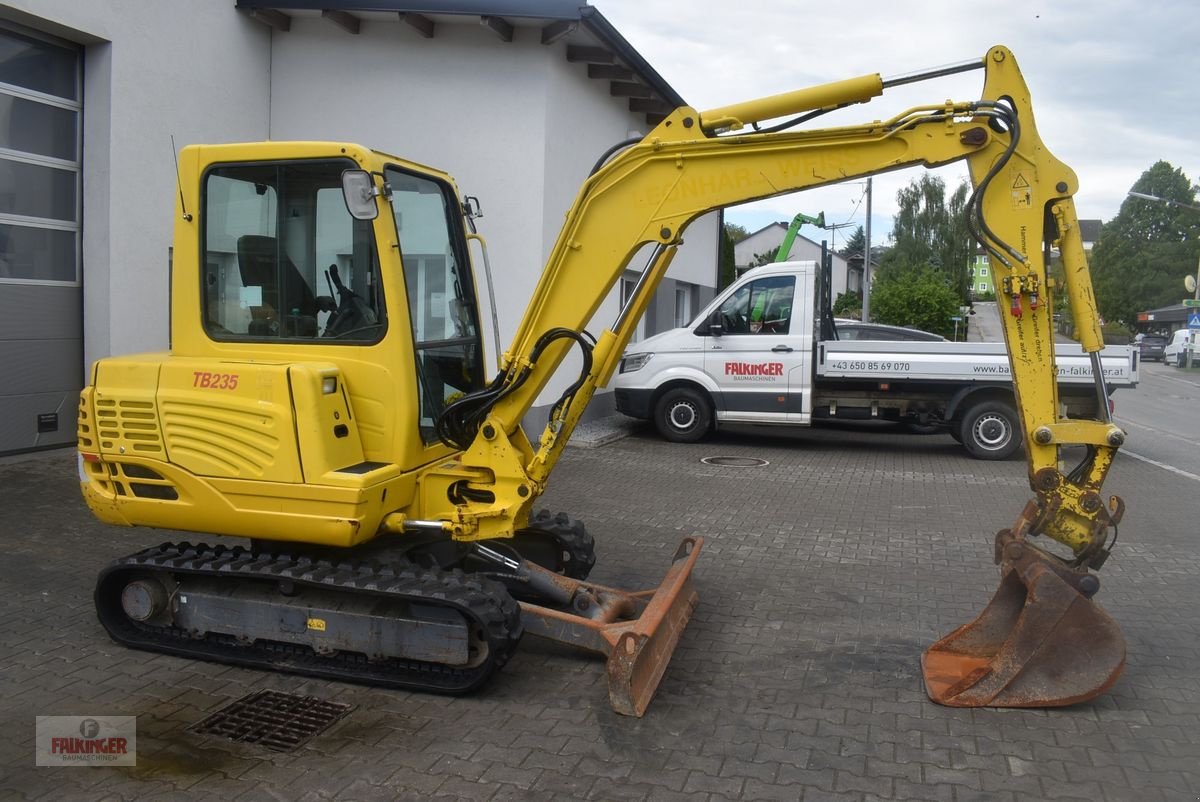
[1011,171,1032,208]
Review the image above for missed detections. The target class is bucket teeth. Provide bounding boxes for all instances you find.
[923,535,1125,708]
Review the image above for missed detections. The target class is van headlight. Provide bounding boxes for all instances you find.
[620,352,653,373]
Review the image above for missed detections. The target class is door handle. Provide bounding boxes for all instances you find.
[771,345,794,353]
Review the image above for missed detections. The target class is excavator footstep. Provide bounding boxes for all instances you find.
[922,557,1125,708]
[518,537,702,717]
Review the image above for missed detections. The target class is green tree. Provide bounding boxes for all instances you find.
[718,224,739,289]
[1090,161,1200,325]
[724,222,750,242]
[832,290,863,318]
[879,174,973,302]
[751,246,779,266]
[838,225,865,259]
[870,265,961,338]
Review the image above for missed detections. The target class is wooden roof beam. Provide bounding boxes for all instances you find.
[246,8,291,32]
[481,15,513,42]
[610,81,653,99]
[400,12,434,38]
[321,10,360,34]
[541,20,576,45]
[628,97,674,115]
[566,45,613,64]
[588,64,633,81]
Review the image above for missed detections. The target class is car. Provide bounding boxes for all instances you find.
[1165,329,1199,367]
[1137,334,1167,362]
[833,319,947,341]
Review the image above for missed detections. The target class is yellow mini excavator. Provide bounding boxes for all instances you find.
[79,46,1126,715]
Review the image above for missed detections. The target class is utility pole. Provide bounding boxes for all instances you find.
[861,177,873,321]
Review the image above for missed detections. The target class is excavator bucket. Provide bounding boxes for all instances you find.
[514,537,702,717]
[922,533,1125,707]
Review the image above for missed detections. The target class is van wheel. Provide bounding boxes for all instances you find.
[654,388,712,443]
[959,400,1020,460]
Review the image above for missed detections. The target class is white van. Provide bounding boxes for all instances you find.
[1165,329,1199,367]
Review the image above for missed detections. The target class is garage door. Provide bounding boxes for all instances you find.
[0,26,81,454]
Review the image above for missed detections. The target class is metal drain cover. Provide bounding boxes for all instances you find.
[191,690,353,752]
[700,455,770,468]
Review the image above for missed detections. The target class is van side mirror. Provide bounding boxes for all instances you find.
[705,313,724,337]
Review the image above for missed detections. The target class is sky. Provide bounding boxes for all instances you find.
[600,0,1200,250]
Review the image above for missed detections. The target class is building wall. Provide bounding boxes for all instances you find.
[270,16,716,414]
[1,1,272,372]
[0,4,718,444]
[969,254,995,297]
[733,223,851,296]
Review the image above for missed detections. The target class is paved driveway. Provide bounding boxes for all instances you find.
[2,422,1197,801]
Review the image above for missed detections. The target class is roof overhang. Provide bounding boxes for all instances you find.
[234,0,684,124]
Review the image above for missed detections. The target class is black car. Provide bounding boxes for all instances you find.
[1138,335,1167,362]
[834,320,947,341]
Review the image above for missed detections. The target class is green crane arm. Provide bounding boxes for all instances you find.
[775,211,826,262]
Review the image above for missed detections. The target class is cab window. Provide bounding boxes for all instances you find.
[714,276,795,335]
[202,159,384,342]
[384,166,485,444]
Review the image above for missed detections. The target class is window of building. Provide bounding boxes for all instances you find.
[978,282,988,292]
[0,28,80,285]
[981,255,989,264]
[674,284,692,328]
[979,266,988,277]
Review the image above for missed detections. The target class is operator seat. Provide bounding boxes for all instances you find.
[237,235,318,336]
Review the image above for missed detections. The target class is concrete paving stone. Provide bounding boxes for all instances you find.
[1038,777,1106,800]
[801,789,875,802]
[4,431,1200,801]
[683,770,745,797]
[530,768,596,797]
[894,778,955,802]
[627,765,690,791]
[1121,764,1198,795]
[426,755,490,782]
[834,768,893,797]
[584,780,665,801]
[922,765,983,791]
[718,756,778,783]
[950,791,1016,802]
[431,776,500,800]
[775,764,836,792]
[1086,745,1150,771]
[864,757,921,784]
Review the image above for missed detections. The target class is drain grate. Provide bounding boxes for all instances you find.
[700,455,770,468]
[190,690,353,752]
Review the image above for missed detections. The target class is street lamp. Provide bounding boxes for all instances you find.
[1127,190,1200,367]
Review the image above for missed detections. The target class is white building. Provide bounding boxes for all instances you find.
[0,0,719,454]
[733,221,859,298]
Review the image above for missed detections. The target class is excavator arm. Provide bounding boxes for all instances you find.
[425,46,1126,707]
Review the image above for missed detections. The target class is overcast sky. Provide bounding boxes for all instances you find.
[600,1,1200,249]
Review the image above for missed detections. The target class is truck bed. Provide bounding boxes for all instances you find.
[818,341,1138,387]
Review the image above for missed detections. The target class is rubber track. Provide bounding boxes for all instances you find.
[521,509,596,580]
[94,542,522,694]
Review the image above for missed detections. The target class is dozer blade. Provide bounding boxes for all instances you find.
[515,537,702,717]
[922,535,1125,708]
